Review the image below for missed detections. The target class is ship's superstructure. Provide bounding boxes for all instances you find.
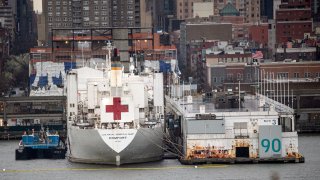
[66,42,165,165]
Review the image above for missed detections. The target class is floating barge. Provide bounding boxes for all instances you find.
[165,88,305,164]
[15,129,66,160]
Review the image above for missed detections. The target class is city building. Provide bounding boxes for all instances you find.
[179,23,232,78]
[0,27,10,74]
[0,3,15,31]
[275,0,313,44]
[15,0,37,54]
[0,0,37,54]
[42,0,151,43]
[260,0,273,21]
[243,0,260,23]
[36,13,46,46]
[249,24,269,47]
[219,3,240,16]
[193,1,214,17]
[311,0,320,23]
[275,45,317,61]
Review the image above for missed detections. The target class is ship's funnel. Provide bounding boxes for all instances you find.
[110,62,122,87]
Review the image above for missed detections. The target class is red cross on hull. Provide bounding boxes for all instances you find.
[106,97,129,120]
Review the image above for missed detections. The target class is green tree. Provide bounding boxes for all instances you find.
[0,54,29,96]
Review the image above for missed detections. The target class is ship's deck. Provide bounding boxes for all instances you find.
[166,94,293,115]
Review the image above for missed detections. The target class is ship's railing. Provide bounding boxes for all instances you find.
[165,95,185,116]
[260,94,294,114]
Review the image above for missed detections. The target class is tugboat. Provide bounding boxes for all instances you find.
[15,128,66,160]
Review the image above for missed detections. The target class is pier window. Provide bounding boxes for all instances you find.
[234,122,248,138]
[279,117,293,132]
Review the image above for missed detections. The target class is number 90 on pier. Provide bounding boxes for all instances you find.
[259,126,282,158]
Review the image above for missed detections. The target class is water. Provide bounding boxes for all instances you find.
[0,134,320,180]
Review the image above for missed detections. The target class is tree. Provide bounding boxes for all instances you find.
[0,54,29,96]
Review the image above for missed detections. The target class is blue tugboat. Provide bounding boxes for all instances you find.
[15,128,66,160]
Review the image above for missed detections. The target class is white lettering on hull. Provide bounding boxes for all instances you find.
[98,129,137,153]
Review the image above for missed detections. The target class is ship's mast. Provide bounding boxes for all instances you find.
[105,41,113,71]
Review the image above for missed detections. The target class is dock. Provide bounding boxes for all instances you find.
[165,87,305,165]
[179,156,305,165]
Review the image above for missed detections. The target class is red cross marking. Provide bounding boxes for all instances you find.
[106,97,128,120]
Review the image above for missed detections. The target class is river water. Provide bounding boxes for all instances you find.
[0,134,319,180]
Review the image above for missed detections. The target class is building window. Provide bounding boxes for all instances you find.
[83,11,89,16]
[278,72,288,78]
[304,72,311,78]
[83,17,90,21]
[237,73,243,80]
[247,73,251,80]
[213,77,217,83]
[294,72,299,78]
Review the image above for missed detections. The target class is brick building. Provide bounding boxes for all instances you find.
[205,60,320,90]
[275,0,313,44]
[249,24,269,47]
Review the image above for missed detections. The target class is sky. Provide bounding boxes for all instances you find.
[33,0,42,13]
